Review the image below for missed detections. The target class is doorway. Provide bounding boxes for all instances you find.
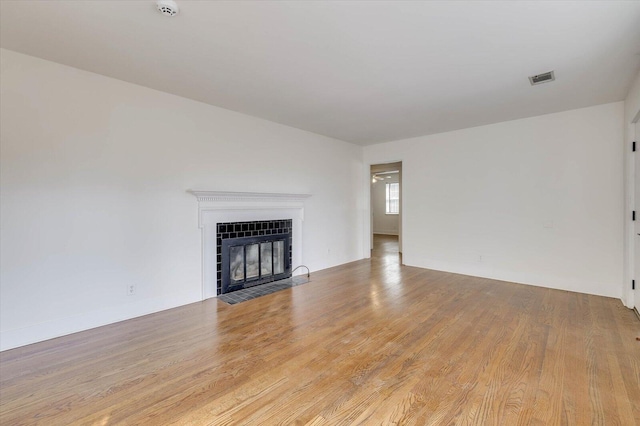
[370,162,402,262]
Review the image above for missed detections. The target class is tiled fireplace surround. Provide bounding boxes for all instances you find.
[217,219,292,294]
[188,191,310,299]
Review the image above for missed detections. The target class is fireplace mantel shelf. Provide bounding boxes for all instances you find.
[187,190,311,203]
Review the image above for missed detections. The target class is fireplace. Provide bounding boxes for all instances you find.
[187,190,310,299]
[218,220,292,294]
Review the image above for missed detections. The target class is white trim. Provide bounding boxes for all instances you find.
[0,289,195,351]
[187,190,311,203]
[187,190,311,299]
[631,118,639,310]
[622,113,639,309]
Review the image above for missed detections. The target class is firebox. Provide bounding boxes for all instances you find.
[217,220,292,294]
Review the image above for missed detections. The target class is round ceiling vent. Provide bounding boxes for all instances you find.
[156,0,179,17]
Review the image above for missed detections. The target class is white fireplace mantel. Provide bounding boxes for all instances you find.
[187,190,311,299]
[188,190,311,203]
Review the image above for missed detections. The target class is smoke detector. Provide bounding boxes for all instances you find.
[528,71,555,86]
[157,0,179,17]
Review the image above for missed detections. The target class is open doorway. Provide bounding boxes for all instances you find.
[370,162,402,263]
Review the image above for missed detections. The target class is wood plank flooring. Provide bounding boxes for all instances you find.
[1,235,639,425]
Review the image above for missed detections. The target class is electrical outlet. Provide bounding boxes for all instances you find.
[127,284,135,296]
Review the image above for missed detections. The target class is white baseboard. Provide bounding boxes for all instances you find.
[0,291,198,352]
[403,256,619,300]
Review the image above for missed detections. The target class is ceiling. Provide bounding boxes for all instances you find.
[2,1,640,146]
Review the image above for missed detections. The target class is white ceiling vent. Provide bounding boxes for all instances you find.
[529,71,555,86]
[156,0,179,17]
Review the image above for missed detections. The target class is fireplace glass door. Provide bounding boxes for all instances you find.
[229,245,245,283]
[273,240,284,274]
[222,234,291,293]
[246,244,259,280]
[260,242,273,276]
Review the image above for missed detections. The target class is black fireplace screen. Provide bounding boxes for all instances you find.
[222,233,291,294]
[229,239,286,283]
[217,219,293,295]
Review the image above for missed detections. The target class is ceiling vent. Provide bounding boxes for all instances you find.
[529,71,555,86]
[157,0,179,17]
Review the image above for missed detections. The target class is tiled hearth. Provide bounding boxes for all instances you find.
[218,275,310,305]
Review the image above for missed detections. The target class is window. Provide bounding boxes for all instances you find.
[385,182,399,214]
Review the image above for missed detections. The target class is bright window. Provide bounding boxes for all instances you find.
[386,182,399,214]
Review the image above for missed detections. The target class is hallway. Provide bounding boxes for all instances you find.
[371,233,401,265]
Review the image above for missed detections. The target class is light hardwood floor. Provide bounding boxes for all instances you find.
[1,235,639,425]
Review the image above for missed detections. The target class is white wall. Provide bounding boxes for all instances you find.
[372,174,399,235]
[364,102,624,298]
[0,49,365,351]
[623,70,640,308]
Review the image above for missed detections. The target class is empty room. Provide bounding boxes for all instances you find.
[1,1,640,424]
